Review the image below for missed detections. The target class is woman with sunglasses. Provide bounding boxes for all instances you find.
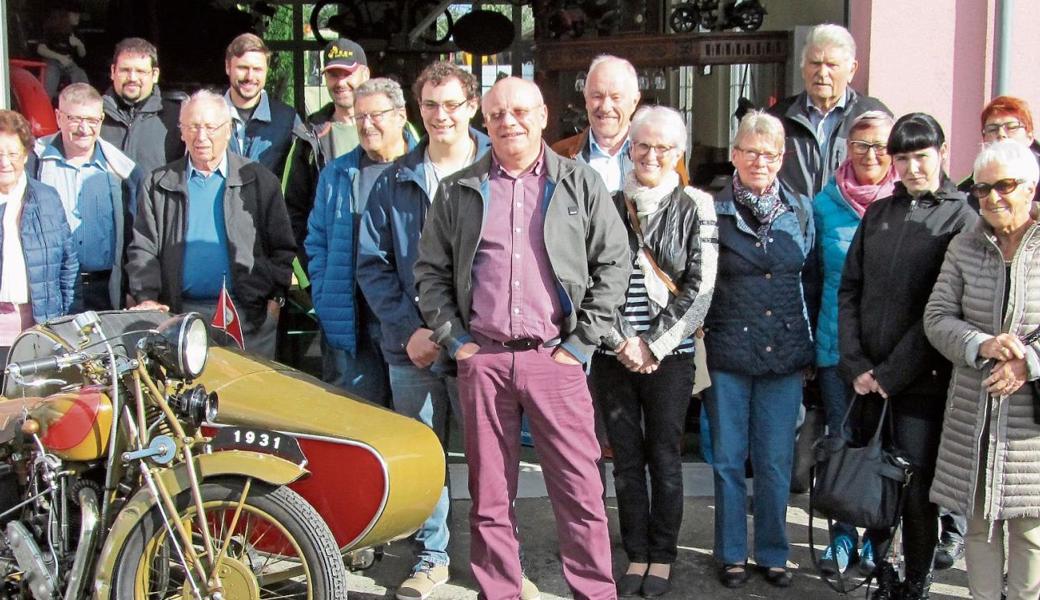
[926,140,1040,600]
[838,113,978,600]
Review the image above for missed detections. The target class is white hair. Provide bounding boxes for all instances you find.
[630,106,687,155]
[801,23,857,68]
[586,55,638,93]
[733,110,785,152]
[849,110,895,134]
[180,89,232,122]
[356,77,406,109]
[974,139,1040,184]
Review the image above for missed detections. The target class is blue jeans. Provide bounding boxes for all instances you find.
[816,366,858,542]
[388,363,460,568]
[704,369,803,567]
[321,325,391,408]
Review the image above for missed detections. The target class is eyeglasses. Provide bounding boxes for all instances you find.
[633,142,676,156]
[0,151,24,162]
[735,147,782,163]
[982,121,1026,136]
[355,108,399,124]
[114,66,155,78]
[60,112,103,129]
[420,99,471,114]
[849,140,888,157]
[970,177,1028,199]
[180,122,229,136]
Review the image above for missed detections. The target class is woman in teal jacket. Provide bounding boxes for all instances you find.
[812,111,895,575]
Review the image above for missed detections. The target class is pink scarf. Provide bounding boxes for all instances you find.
[834,160,897,217]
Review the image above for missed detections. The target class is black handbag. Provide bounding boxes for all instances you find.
[810,395,912,530]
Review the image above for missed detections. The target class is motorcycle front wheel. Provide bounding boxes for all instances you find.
[111,478,348,599]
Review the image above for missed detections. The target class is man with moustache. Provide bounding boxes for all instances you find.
[305,78,418,407]
[32,83,141,311]
[768,23,890,199]
[553,55,689,191]
[284,38,370,253]
[415,77,629,600]
[100,37,184,176]
[222,33,302,177]
[127,90,296,358]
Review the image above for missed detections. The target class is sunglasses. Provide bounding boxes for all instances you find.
[970,177,1028,199]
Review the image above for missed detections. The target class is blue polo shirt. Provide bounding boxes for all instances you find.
[37,142,116,272]
[182,156,231,300]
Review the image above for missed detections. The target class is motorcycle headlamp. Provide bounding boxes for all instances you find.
[143,313,210,380]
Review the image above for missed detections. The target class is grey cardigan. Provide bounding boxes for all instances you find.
[925,219,1040,520]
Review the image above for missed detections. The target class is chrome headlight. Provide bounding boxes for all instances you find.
[145,313,210,380]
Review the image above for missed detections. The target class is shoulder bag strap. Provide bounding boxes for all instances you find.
[623,196,679,296]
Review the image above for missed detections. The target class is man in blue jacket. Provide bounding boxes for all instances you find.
[305,78,417,408]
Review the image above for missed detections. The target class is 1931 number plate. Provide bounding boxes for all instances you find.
[209,427,307,466]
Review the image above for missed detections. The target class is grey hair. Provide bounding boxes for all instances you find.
[630,106,687,155]
[733,110,785,152]
[355,77,406,109]
[180,89,232,122]
[974,139,1040,184]
[849,110,895,134]
[801,23,857,68]
[586,54,638,92]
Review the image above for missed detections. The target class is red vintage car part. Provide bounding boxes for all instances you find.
[9,59,57,137]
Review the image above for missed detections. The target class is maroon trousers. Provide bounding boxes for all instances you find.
[457,341,616,600]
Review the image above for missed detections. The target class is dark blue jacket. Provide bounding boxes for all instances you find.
[0,179,78,323]
[357,129,491,366]
[305,129,420,353]
[703,183,815,376]
[226,90,302,177]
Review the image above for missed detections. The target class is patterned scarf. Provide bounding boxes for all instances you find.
[834,160,897,217]
[732,171,787,237]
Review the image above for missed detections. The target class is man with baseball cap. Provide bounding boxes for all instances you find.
[284,38,371,255]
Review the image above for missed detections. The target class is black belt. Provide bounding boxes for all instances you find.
[80,270,112,283]
[500,337,561,351]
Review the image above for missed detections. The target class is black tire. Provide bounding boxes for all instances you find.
[669,5,701,33]
[111,478,348,599]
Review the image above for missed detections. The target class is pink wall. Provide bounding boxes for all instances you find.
[850,0,1040,179]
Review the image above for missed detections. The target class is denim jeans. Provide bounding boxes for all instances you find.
[389,363,459,568]
[816,366,858,542]
[321,324,391,408]
[704,369,803,567]
[590,353,694,564]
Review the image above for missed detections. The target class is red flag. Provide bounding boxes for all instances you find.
[211,281,245,350]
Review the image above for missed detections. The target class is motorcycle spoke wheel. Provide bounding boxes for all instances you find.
[113,479,348,600]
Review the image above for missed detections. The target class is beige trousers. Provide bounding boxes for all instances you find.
[966,483,1040,600]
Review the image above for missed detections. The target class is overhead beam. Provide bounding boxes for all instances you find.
[409,0,454,44]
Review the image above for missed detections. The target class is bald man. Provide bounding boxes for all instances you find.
[415,77,630,600]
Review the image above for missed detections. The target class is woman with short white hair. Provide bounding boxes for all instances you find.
[702,110,815,589]
[591,105,717,597]
[926,140,1040,600]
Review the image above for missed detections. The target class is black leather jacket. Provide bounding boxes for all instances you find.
[602,185,719,359]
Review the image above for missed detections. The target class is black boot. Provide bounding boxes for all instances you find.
[870,562,903,600]
[902,571,932,600]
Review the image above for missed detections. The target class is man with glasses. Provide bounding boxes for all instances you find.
[32,82,141,311]
[415,76,629,600]
[127,90,296,359]
[305,78,418,405]
[768,24,890,199]
[222,33,302,177]
[100,37,185,176]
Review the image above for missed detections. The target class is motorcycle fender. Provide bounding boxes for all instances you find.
[91,450,308,599]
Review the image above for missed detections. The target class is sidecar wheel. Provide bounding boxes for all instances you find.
[111,478,348,599]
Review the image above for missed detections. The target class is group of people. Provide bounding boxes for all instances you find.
[2,17,1039,600]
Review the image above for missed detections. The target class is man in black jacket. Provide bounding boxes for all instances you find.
[100,37,184,176]
[768,24,891,200]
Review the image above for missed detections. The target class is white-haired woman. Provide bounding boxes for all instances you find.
[702,110,815,589]
[591,105,717,598]
[925,140,1040,600]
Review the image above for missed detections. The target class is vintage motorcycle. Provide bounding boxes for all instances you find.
[0,309,446,599]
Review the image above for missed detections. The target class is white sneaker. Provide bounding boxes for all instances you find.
[520,575,541,600]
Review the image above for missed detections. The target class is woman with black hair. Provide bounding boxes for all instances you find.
[838,112,978,600]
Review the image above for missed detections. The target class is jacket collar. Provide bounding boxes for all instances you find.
[395,128,492,188]
[458,143,573,192]
[893,176,965,206]
[225,90,272,124]
[34,134,137,181]
[157,152,252,192]
[783,88,861,128]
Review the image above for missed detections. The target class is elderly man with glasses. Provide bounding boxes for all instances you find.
[32,82,142,312]
[126,89,296,359]
[304,78,419,406]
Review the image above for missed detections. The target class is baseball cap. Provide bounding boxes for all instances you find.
[322,39,367,73]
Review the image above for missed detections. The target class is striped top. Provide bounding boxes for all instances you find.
[600,253,695,356]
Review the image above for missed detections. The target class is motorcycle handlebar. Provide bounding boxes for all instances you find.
[7,353,88,377]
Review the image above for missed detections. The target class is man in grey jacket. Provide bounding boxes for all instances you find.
[414,77,629,600]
